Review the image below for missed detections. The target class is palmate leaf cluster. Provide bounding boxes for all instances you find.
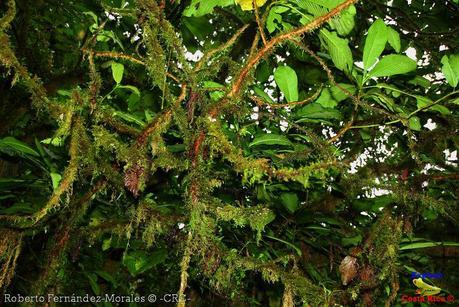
[0,0,458,306]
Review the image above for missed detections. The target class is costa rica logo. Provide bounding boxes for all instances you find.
[412,278,441,296]
[400,273,455,304]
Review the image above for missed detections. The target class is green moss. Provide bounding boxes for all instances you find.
[216,204,275,242]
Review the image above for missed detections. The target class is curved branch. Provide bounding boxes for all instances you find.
[228,0,358,99]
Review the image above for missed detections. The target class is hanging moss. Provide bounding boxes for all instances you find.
[0,230,22,291]
[216,204,275,242]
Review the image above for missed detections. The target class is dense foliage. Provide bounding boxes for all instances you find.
[0,0,458,306]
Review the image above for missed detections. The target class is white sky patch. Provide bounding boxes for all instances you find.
[354,61,364,69]
[444,149,458,166]
[280,120,289,132]
[185,50,204,62]
[261,75,278,102]
[105,11,120,21]
[421,163,445,175]
[276,55,286,63]
[418,51,431,66]
[405,47,417,61]
[364,187,391,198]
[348,128,397,174]
[423,118,437,130]
[424,72,446,83]
[384,15,397,26]
[439,44,449,51]
[251,106,259,120]
[322,126,337,139]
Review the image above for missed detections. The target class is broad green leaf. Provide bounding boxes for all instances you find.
[363,19,388,70]
[316,83,356,108]
[342,234,362,247]
[0,137,40,157]
[113,111,146,127]
[123,250,167,276]
[41,137,64,147]
[449,54,459,78]
[117,85,140,96]
[123,252,147,276]
[409,76,431,88]
[296,103,342,120]
[253,86,275,104]
[127,93,141,111]
[274,65,298,102]
[319,29,353,72]
[416,96,450,115]
[408,116,421,131]
[265,235,302,256]
[102,238,112,251]
[86,273,100,295]
[387,27,401,53]
[368,54,416,78]
[400,241,459,251]
[441,55,459,88]
[0,202,35,215]
[301,0,343,9]
[56,89,72,97]
[95,270,116,285]
[298,0,327,16]
[266,6,290,33]
[249,134,293,147]
[367,92,396,112]
[102,30,125,50]
[203,81,225,101]
[83,11,98,28]
[182,16,213,41]
[280,192,299,213]
[0,178,41,190]
[111,62,124,84]
[50,172,62,190]
[255,61,271,83]
[329,6,356,36]
[184,0,234,17]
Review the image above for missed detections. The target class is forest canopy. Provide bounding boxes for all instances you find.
[0,0,458,306]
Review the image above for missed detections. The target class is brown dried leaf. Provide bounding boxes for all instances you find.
[339,255,358,286]
[124,164,144,197]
